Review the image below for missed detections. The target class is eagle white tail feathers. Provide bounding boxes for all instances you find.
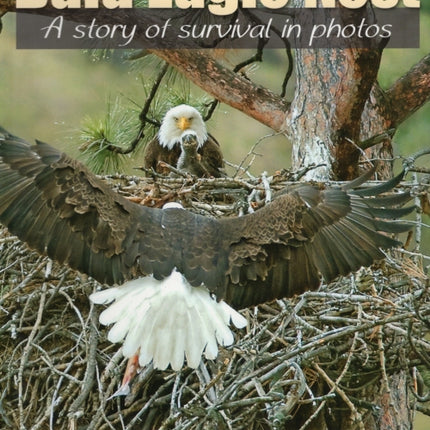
[90,269,247,371]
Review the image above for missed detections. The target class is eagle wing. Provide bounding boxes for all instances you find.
[0,127,175,285]
[216,177,413,307]
[0,128,412,309]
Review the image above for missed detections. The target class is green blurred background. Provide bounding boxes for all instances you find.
[0,8,429,428]
[1,12,429,176]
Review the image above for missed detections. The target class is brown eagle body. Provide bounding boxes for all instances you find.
[0,126,413,371]
[144,104,224,177]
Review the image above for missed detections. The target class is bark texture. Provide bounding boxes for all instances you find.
[285,47,382,181]
[151,49,290,132]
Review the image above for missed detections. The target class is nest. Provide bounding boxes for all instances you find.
[0,171,429,430]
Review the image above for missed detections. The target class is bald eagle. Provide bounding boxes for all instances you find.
[143,104,224,177]
[0,126,413,371]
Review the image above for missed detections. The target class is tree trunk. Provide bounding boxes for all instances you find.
[283,19,414,430]
[285,47,382,181]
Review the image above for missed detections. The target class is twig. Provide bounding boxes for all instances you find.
[68,304,99,422]
[105,62,169,155]
[18,283,47,430]
[1,170,429,429]
[233,132,283,178]
[313,363,365,430]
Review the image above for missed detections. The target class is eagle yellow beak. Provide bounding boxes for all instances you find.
[177,117,191,131]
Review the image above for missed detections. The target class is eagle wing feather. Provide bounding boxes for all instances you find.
[143,136,182,175]
[0,127,412,310]
[0,128,164,284]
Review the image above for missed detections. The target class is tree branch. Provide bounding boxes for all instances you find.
[3,3,290,132]
[385,53,430,127]
[150,49,290,132]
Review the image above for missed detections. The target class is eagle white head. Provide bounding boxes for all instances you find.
[158,104,208,150]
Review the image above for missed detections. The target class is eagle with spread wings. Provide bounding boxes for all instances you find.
[143,104,224,177]
[0,126,412,372]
